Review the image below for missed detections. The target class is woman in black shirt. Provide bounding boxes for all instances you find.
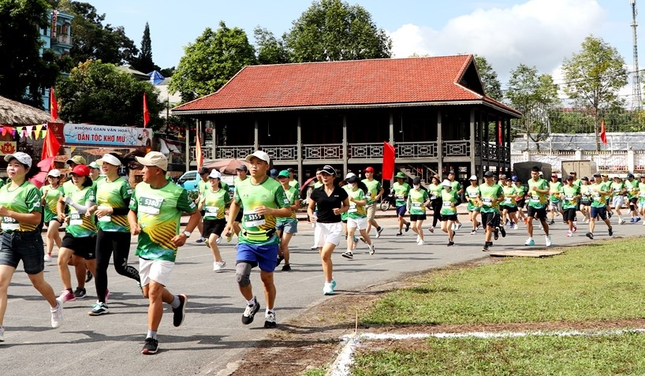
[307,165,349,296]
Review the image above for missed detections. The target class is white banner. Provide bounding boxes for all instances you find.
[62,124,152,147]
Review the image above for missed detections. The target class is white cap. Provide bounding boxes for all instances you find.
[469,175,477,181]
[208,169,222,179]
[97,153,122,167]
[344,172,356,180]
[135,151,168,171]
[441,179,452,188]
[4,152,32,168]
[246,150,270,164]
[47,169,61,178]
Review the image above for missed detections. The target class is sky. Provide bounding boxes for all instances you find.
[87,0,637,102]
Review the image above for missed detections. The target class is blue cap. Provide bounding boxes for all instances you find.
[269,168,278,178]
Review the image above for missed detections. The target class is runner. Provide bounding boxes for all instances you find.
[525,166,552,247]
[89,161,101,182]
[548,174,563,225]
[426,175,443,233]
[91,153,140,316]
[407,177,430,245]
[340,173,355,246]
[362,166,384,238]
[625,173,641,223]
[195,167,211,243]
[0,152,63,341]
[601,173,613,218]
[500,176,519,230]
[198,169,229,272]
[448,171,464,230]
[232,165,248,238]
[309,169,324,250]
[56,164,97,301]
[64,156,90,286]
[276,170,300,271]
[465,175,481,235]
[610,175,627,225]
[638,174,645,225]
[392,172,411,236]
[561,175,581,237]
[342,175,375,258]
[513,176,527,224]
[223,151,290,328]
[478,171,504,252]
[287,168,300,192]
[439,180,459,246]
[586,173,613,239]
[307,164,349,295]
[579,176,592,223]
[41,169,64,262]
[129,151,201,354]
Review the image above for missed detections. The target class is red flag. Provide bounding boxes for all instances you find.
[143,92,150,127]
[382,141,395,180]
[41,124,61,168]
[195,131,204,170]
[50,87,58,122]
[498,120,502,145]
[600,119,607,145]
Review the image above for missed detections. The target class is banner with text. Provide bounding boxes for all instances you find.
[61,124,152,147]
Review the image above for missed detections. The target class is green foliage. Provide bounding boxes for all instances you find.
[505,64,559,149]
[474,55,503,101]
[254,27,289,64]
[131,22,157,74]
[57,60,163,127]
[0,0,59,107]
[170,21,257,102]
[284,0,391,62]
[562,36,628,150]
[58,0,138,66]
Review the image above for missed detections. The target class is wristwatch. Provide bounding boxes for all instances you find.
[182,230,191,237]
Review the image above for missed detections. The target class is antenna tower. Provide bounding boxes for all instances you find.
[632,0,642,110]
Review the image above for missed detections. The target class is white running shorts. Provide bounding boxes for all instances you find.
[314,222,343,247]
[139,258,175,287]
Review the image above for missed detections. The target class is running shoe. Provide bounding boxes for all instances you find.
[405,223,410,232]
[545,235,552,247]
[323,282,335,295]
[173,294,187,327]
[376,227,383,238]
[618,217,625,225]
[395,232,403,236]
[494,229,499,241]
[85,270,93,283]
[281,264,291,271]
[213,261,226,272]
[141,337,158,355]
[310,245,318,250]
[608,211,613,218]
[0,326,4,342]
[509,222,515,229]
[482,244,489,252]
[567,230,572,237]
[608,227,613,236]
[242,297,260,325]
[525,238,535,246]
[636,217,642,223]
[447,240,455,246]
[89,302,109,316]
[44,253,52,262]
[74,287,87,299]
[369,245,375,255]
[195,237,205,244]
[428,226,434,233]
[456,223,463,230]
[264,311,277,328]
[499,226,506,238]
[573,226,577,233]
[470,230,477,235]
[59,289,76,303]
[548,220,555,225]
[630,217,635,223]
[416,235,421,242]
[417,240,425,246]
[50,298,63,328]
[341,251,354,259]
[216,237,222,244]
[585,232,594,240]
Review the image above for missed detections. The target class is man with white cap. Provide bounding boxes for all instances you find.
[223,150,291,329]
[129,151,200,354]
[90,153,140,316]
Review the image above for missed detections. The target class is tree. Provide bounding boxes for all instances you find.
[58,0,138,66]
[170,21,257,102]
[254,27,289,64]
[131,22,157,73]
[561,36,628,151]
[474,55,503,101]
[57,60,162,127]
[284,0,391,62]
[0,0,59,107]
[505,64,560,152]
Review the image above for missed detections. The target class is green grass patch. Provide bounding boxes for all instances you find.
[351,333,645,375]
[362,237,645,325]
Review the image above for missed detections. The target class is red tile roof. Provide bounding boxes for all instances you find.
[173,55,520,116]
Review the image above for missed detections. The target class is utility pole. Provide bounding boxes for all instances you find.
[631,0,642,110]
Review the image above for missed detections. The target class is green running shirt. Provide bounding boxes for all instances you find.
[64,185,97,237]
[234,177,287,246]
[0,181,42,232]
[41,184,64,223]
[96,177,133,232]
[201,187,230,220]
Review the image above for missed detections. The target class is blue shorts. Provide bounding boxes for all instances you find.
[590,206,607,221]
[276,218,298,234]
[236,243,279,272]
[0,231,45,274]
[396,205,407,217]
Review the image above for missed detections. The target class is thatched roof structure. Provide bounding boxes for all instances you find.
[0,95,51,125]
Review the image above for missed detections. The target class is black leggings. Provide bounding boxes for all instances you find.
[95,230,140,303]
[431,199,442,227]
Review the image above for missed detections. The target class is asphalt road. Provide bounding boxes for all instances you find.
[1,212,643,375]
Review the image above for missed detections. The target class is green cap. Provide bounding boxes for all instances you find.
[395,172,406,179]
[278,170,290,178]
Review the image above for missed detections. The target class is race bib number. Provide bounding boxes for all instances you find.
[99,215,111,222]
[396,194,405,200]
[70,212,83,226]
[2,216,18,231]
[483,197,493,205]
[348,203,357,213]
[244,211,266,227]
[530,195,540,202]
[592,192,601,199]
[565,195,574,201]
[430,194,437,200]
[412,202,421,208]
[442,201,453,208]
[139,196,164,215]
[504,197,512,204]
[205,206,219,214]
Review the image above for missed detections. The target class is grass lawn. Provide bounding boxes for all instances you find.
[348,237,645,375]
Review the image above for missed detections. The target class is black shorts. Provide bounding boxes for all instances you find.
[527,206,547,220]
[235,210,243,222]
[410,214,427,221]
[516,199,526,208]
[500,205,518,213]
[203,218,226,238]
[61,233,97,260]
[563,208,577,222]
[441,214,458,222]
[481,212,500,229]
